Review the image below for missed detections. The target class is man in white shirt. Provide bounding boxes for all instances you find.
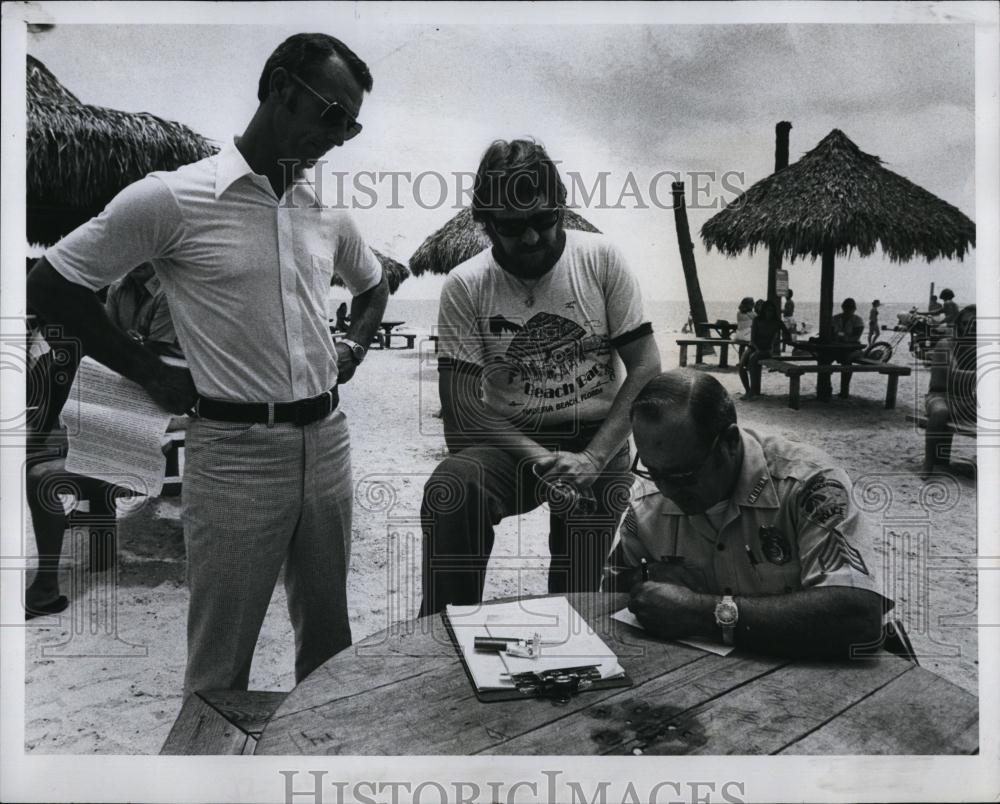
[420,139,661,615]
[27,33,388,695]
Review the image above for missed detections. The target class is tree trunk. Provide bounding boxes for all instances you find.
[671,182,711,353]
[766,122,793,305]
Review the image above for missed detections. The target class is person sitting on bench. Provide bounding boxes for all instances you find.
[738,300,789,400]
[923,304,976,478]
[831,297,866,398]
[25,263,183,619]
[732,297,755,359]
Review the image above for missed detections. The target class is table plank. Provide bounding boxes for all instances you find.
[487,653,786,755]
[258,636,708,755]
[780,665,978,754]
[639,656,912,755]
[160,694,250,755]
[200,690,288,736]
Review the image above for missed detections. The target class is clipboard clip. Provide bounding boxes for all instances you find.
[507,665,603,705]
[474,633,562,659]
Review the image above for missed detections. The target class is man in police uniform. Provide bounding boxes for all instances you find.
[607,369,893,659]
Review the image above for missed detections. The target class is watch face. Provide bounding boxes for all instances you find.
[715,601,738,626]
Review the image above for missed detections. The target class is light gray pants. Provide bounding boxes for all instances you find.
[181,409,352,696]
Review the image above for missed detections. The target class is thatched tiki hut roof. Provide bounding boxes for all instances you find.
[408,206,601,276]
[332,249,409,293]
[27,55,219,246]
[701,128,975,343]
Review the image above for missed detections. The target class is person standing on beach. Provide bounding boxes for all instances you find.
[868,299,880,347]
[419,139,661,614]
[607,370,896,659]
[781,289,796,352]
[27,33,389,695]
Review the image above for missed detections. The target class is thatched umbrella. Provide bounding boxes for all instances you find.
[408,206,601,276]
[331,249,409,293]
[701,128,976,344]
[27,55,219,246]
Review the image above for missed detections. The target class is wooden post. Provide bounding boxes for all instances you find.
[817,246,836,401]
[766,122,793,305]
[671,182,712,357]
[929,282,935,310]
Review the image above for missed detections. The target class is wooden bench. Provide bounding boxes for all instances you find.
[760,359,911,410]
[906,414,978,438]
[160,690,288,755]
[676,337,735,369]
[387,332,417,350]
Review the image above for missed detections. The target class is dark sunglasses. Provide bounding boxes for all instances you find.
[632,432,722,487]
[290,73,362,140]
[488,209,561,238]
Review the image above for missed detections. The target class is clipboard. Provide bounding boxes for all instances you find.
[443,597,632,703]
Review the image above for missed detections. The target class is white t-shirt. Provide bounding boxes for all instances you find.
[437,230,648,428]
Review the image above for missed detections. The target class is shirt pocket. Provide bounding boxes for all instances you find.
[309,253,335,304]
[752,559,803,594]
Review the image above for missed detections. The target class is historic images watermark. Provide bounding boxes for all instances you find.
[280,770,748,804]
[277,164,747,212]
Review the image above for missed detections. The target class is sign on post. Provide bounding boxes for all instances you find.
[775,269,789,295]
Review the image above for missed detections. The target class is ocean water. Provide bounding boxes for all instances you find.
[367,295,924,342]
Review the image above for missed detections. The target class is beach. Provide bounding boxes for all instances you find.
[23,322,979,755]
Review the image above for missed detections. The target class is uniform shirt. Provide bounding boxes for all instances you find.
[437,230,650,428]
[614,428,891,605]
[44,138,382,403]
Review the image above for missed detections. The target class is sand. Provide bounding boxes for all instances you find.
[23,328,979,754]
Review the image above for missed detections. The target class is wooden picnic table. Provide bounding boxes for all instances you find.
[254,592,977,755]
[378,320,406,349]
[676,337,735,368]
[697,321,737,340]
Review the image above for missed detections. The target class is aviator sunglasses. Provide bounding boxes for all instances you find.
[631,431,723,487]
[488,209,561,238]
[289,73,363,140]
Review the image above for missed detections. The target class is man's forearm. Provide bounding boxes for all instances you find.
[585,337,661,466]
[639,583,884,659]
[737,587,884,658]
[347,275,389,349]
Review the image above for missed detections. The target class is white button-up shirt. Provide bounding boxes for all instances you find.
[46,138,382,402]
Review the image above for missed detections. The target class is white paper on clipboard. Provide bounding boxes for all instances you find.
[445,596,625,691]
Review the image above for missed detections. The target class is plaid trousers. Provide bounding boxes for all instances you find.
[181,409,352,696]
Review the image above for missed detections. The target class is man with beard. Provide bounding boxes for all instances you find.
[608,370,894,659]
[27,33,388,695]
[420,139,661,615]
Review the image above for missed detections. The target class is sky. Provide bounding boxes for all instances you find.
[20,10,984,306]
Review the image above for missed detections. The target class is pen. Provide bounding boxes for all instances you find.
[744,545,759,566]
[640,557,649,582]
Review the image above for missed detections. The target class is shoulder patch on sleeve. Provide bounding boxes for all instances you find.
[799,473,849,528]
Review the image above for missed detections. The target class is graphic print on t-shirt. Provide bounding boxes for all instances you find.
[482,311,614,421]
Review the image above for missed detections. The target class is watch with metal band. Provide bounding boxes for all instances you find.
[714,595,739,646]
[340,338,367,365]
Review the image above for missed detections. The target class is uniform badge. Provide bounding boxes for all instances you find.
[759,526,792,565]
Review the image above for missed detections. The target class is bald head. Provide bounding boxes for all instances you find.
[630,369,736,449]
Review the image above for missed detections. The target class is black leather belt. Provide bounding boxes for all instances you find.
[194,386,339,427]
